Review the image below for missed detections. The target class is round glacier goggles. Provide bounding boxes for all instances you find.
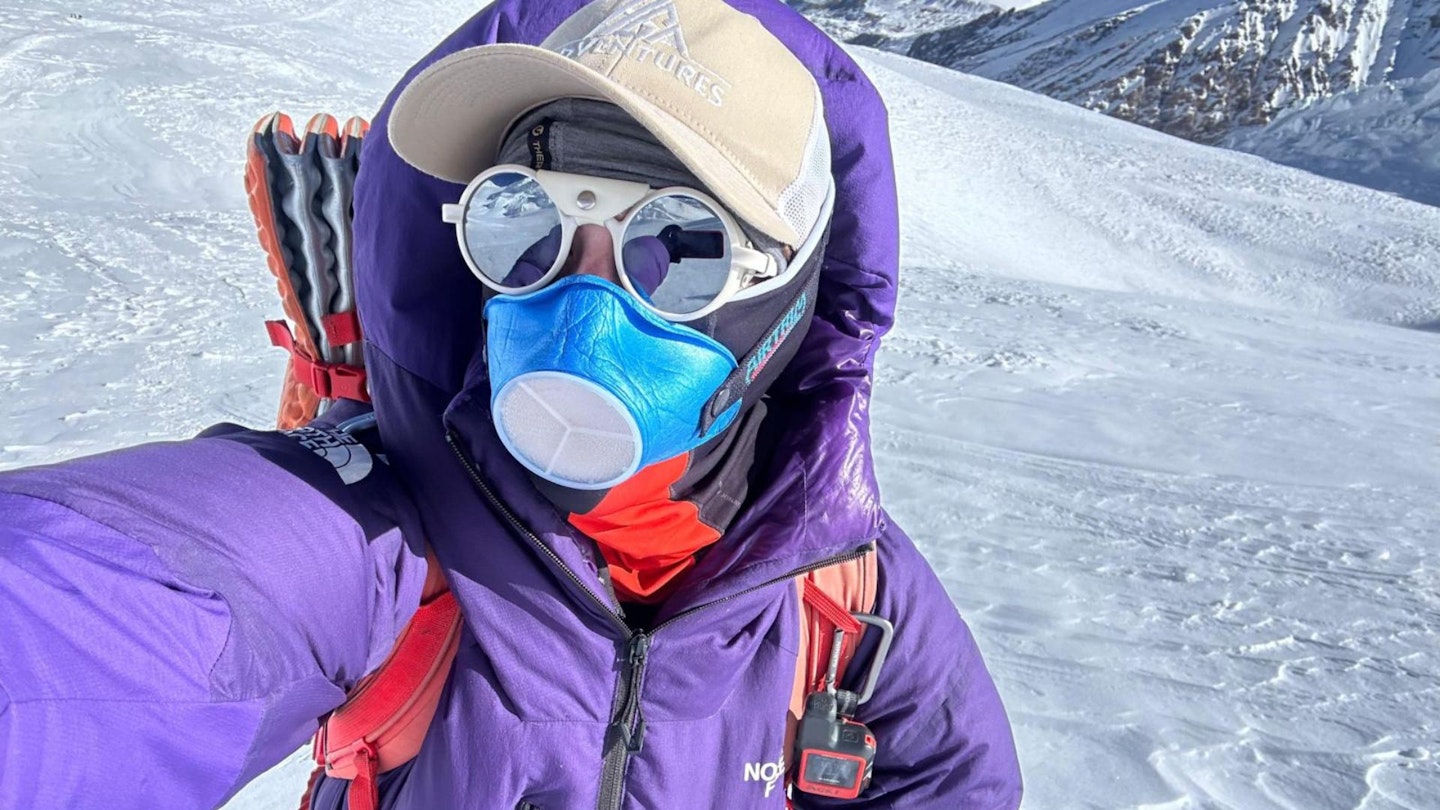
[442,165,781,321]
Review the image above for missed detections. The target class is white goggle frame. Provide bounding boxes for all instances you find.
[442,165,779,322]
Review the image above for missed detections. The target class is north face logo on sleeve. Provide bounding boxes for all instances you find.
[743,751,786,798]
[283,425,374,485]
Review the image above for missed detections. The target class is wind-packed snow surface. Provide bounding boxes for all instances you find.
[2,3,1438,809]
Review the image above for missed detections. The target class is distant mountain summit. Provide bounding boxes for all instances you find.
[799,0,1440,145]
[784,0,994,48]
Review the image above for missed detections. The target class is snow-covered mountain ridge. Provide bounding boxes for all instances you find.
[813,0,1440,144]
[1223,66,1440,207]
[783,0,994,47]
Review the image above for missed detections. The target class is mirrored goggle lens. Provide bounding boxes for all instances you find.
[462,172,563,289]
[621,193,733,315]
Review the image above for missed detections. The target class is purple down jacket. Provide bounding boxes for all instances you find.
[0,1,1022,807]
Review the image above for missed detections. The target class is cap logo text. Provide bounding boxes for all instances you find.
[555,0,731,107]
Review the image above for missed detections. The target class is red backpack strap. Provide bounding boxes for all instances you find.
[302,550,460,810]
[786,548,880,755]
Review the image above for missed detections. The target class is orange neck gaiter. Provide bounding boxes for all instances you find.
[568,454,721,604]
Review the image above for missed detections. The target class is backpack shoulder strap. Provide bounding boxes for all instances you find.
[303,550,460,810]
[786,547,880,751]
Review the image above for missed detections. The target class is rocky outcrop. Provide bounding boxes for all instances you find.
[804,0,1440,144]
[783,0,994,52]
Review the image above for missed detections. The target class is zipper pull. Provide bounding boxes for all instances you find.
[618,632,651,753]
[628,631,651,667]
[621,714,647,754]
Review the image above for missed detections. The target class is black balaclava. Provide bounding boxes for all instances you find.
[488,98,826,572]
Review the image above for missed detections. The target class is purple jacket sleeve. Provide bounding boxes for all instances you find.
[800,518,1023,809]
[0,422,428,810]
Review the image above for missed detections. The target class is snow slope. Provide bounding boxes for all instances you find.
[1,2,1437,809]
[866,51,1440,808]
[0,1,462,469]
[1224,67,1440,209]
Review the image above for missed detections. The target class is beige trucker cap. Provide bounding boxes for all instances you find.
[388,0,831,246]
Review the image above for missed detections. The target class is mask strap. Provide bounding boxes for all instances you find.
[697,264,822,436]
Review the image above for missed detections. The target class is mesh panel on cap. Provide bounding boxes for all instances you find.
[776,94,832,244]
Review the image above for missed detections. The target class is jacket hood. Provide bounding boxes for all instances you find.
[352,0,900,586]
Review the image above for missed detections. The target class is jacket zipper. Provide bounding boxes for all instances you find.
[445,430,874,810]
[596,630,650,810]
[590,547,874,810]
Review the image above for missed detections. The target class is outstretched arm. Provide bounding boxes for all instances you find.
[0,419,427,809]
